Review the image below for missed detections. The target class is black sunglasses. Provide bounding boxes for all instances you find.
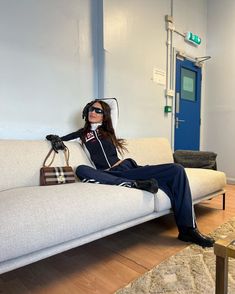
[88,106,104,114]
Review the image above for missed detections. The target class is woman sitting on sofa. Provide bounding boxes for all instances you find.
[46,99,214,248]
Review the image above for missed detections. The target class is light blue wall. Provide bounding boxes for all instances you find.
[206,0,235,182]
[0,0,207,143]
[0,0,96,139]
[103,0,207,142]
[1,0,233,181]
[103,0,171,139]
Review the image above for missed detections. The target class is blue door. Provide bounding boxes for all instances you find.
[174,58,202,151]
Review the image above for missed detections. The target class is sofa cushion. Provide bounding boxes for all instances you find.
[0,183,154,263]
[185,168,226,201]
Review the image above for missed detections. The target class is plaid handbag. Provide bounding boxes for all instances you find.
[40,148,76,185]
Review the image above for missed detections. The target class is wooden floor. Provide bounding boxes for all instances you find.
[1,184,235,294]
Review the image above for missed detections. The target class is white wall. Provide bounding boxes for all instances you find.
[103,0,208,143]
[0,0,95,139]
[1,0,234,181]
[172,0,208,149]
[0,0,207,143]
[103,0,171,139]
[206,0,235,182]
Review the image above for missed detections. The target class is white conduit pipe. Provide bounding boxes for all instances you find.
[165,19,173,106]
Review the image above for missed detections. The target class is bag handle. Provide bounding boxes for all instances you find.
[43,148,70,167]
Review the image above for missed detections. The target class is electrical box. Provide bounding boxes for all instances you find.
[166,89,175,97]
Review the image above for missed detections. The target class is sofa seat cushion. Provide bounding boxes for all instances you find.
[154,168,226,212]
[185,168,226,201]
[154,189,171,212]
[0,183,154,263]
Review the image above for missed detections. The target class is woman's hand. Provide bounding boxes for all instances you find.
[46,134,66,153]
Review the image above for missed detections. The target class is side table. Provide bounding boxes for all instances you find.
[214,232,235,294]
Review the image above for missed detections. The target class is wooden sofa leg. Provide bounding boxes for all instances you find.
[223,193,226,210]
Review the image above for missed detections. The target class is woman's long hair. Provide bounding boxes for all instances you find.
[81,100,127,154]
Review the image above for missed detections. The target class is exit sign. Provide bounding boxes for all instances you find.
[185,31,201,46]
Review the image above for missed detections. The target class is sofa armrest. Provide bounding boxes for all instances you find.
[173,150,217,170]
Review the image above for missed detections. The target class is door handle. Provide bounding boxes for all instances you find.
[175,117,186,128]
[176,118,186,123]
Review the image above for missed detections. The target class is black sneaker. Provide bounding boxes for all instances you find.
[178,228,215,247]
[132,178,158,193]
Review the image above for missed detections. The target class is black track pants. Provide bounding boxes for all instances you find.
[76,159,195,229]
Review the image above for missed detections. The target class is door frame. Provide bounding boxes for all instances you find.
[171,50,203,150]
[174,57,202,150]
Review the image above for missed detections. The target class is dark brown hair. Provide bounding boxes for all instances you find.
[81,100,127,154]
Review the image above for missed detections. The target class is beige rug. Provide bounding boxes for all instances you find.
[116,217,235,294]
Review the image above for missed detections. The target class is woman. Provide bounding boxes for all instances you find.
[47,99,214,247]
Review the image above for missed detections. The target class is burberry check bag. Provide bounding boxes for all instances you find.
[40,148,76,185]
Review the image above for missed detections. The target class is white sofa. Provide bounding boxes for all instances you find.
[0,137,226,274]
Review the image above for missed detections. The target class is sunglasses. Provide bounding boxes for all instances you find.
[88,106,104,115]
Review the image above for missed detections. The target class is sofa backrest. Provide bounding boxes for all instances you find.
[0,137,173,191]
[0,140,92,191]
[125,137,174,166]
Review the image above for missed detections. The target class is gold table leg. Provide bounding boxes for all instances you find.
[214,232,235,294]
[215,255,228,294]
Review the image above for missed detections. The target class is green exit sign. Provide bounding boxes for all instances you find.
[185,31,201,46]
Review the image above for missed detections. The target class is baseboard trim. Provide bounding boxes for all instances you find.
[227,177,235,184]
